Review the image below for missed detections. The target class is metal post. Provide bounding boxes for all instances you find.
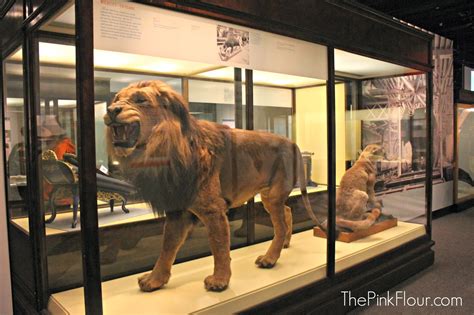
[425,71,433,236]
[234,68,243,129]
[24,33,50,312]
[245,69,255,244]
[326,46,336,277]
[75,1,103,313]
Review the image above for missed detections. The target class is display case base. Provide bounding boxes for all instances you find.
[244,235,434,314]
[48,222,426,314]
[313,218,398,242]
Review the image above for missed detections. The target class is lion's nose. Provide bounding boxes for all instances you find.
[107,105,123,121]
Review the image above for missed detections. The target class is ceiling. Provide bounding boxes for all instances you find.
[355,0,474,66]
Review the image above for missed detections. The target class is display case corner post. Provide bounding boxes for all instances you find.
[244,68,256,244]
[326,45,336,277]
[0,35,15,315]
[75,0,103,313]
[425,70,433,237]
[23,32,50,311]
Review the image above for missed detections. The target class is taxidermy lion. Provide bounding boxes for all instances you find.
[104,80,321,292]
[335,144,385,231]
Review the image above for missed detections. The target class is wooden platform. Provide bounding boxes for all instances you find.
[314,217,398,242]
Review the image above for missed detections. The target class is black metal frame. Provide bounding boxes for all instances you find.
[326,46,336,277]
[425,71,434,236]
[0,0,436,313]
[75,1,103,314]
[23,31,49,311]
[0,0,15,19]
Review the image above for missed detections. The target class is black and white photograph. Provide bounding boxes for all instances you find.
[217,25,249,64]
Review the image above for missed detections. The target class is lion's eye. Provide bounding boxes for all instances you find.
[134,95,148,105]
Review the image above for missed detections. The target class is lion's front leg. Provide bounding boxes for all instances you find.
[347,190,369,220]
[138,211,194,292]
[193,205,232,292]
[367,173,382,210]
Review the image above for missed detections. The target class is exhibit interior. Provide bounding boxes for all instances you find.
[2,0,470,314]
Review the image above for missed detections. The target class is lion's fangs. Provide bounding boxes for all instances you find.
[112,122,140,148]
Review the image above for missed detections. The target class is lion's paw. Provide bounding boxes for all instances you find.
[138,273,168,292]
[255,255,277,268]
[204,275,229,292]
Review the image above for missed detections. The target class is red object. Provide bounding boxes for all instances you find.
[44,137,76,207]
[53,137,76,160]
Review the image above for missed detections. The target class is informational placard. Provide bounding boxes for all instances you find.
[94,0,327,80]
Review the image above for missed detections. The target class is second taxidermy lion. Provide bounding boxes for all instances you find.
[336,144,384,231]
[104,80,320,292]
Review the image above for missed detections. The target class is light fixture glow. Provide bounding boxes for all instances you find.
[196,67,324,88]
[33,42,215,76]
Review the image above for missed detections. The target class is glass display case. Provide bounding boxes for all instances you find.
[455,104,474,204]
[0,0,435,313]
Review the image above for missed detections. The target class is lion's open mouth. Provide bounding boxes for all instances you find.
[111,122,140,148]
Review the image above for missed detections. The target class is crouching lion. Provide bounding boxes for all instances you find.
[104,80,320,292]
[336,144,384,231]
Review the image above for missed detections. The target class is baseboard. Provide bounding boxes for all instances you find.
[454,199,474,212]
[241,235,434,314]
[433,204,457,219]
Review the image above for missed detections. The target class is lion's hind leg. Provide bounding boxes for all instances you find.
[256,193,289,268]
[336,190,381,231]
[336,208,380,231]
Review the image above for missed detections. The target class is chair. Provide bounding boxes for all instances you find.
[42,150,80,228]
[42,150,136,228]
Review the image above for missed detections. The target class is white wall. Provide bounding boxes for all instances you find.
[188,79,292,108]
[0,120,13,314]
[295,84,346,185]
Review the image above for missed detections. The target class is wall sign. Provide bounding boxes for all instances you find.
[94,0,327,80]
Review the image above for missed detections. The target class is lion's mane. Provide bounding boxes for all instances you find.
[107,81,228,215]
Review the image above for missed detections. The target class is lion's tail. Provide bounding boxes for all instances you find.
[296,145,323,229]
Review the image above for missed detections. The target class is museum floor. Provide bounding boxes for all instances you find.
[351,206,474,314]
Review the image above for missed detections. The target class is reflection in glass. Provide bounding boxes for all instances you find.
[457,106,474,201]
[332,70,428,273]
[3,48,37,293]
[357,74,427,222]
[4,52,28,218]
[252,71,329,243]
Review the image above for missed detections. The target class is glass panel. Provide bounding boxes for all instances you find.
[188,75,246,128]
[4,51,27,214]
[88,1,328,312]
[456,105,474,202]
[334,49,428,273]
[3,48,37,292]
[38,46,82,291]
[250,72,328,244]
[28,3,84,292]
[94,69,249,279]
